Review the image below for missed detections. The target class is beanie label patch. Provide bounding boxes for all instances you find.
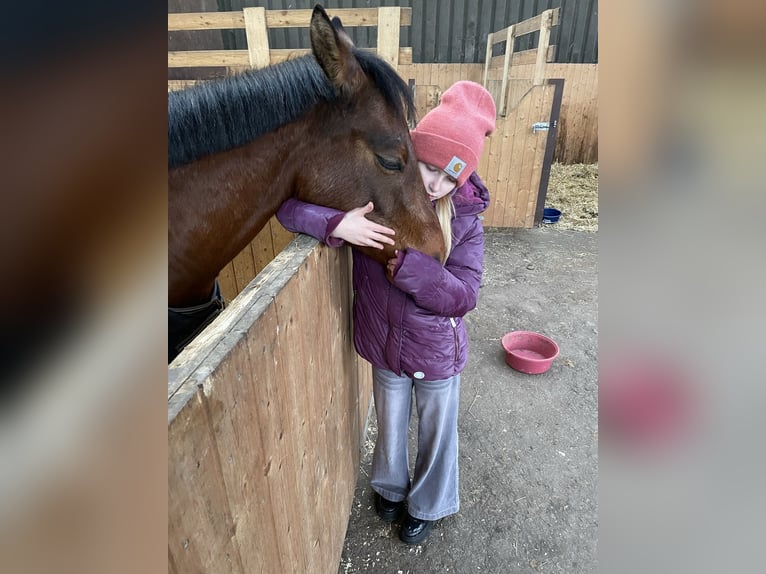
[444,156,466,179]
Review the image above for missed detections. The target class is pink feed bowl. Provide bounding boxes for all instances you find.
[501,331,560,374]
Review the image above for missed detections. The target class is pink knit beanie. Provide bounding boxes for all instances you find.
[410,81,497,186]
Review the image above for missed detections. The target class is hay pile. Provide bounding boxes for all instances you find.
[543,163,598,231]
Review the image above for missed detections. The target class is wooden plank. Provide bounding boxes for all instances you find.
[168,79,202,91]
[517,87,545,226]
[304,250,342,572]
[169,50,250,67]
[264,7,412,28]
[398,63,413,82]
[482,31,493,87]
[502,89,533,227]
[487,46,555,70]
[438,63,450,91]
[490,24,513,42]
[572,64,590,163]
[566,64,587,164]
[250,223,277,278]
[586,65,599,163]
[414,82,428,121]
[485,111,509,227]
[271,260,314,571]
[451,63,463,86]
[498,99,525,227]
[201,333,284,571]
[218,261,238,304]
[480,112,505,226]
[534,10,555,86]
[463,63,484,83]
[377,7,401,70]
[231,243,256,295]
[525,84,555,226]
[269,216,296,257]
[262,47,411,66]
[169,11,245,31]
[514,45,556,67]
[243,7,269,68]
[577,64,596,163]
[168,389,245,573]
[499,25,515,117]
[514,87,545,227]
[168,8,412,31]
[418,63,433,88]
[513,6,560,38]
[240,303,301,570]
[169,47,412,68]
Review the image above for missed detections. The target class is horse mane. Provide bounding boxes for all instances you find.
[352,48,417,126]
[168,56,333,168]
[168,50,416,168]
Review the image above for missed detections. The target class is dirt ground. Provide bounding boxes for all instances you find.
[337,164,598,573]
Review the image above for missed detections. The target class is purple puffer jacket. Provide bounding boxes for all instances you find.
[276,171,489,381]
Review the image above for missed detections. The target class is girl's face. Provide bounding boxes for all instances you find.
[418,161,457,201]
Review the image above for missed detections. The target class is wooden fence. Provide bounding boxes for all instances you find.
[169,236,372,573]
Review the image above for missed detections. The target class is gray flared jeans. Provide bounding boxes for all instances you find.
[370,367,461,521]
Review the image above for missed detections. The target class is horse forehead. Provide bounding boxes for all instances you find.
[352,85,407,125]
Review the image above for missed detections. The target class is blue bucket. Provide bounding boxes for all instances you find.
[543,207,561,224]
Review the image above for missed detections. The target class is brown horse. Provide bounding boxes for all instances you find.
[168,5,444,361]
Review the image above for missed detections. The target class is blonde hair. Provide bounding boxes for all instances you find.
[435,194,455,262]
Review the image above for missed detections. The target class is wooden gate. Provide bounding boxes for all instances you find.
[481,8,563,227]
[480,78,563,228]
[406,8,563,228]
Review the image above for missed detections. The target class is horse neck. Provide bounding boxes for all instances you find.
[168,121,311,306]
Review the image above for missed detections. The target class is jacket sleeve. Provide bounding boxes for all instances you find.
[275,198,346,248]
[391,216,484,317]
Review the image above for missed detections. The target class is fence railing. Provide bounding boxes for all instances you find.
[482,8,560,116]
[168,6,412,91]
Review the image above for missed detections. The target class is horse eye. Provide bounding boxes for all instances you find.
[375,154,402,172]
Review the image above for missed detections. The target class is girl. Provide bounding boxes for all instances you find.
[276,81,496,544]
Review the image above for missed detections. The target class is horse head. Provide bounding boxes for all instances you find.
[297,6,446,264]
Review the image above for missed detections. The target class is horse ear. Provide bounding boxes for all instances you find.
[310,5,365,97]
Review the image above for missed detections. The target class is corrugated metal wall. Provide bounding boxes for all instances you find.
[213,0,598,64]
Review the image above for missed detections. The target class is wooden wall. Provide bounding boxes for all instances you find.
[169,236,373,573]
[547,63,598,164]
[215,0,599,66]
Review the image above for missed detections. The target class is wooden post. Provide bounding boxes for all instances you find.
[500,25,516,117]
[377,7,401,71]
[533,9,553,86]
[243,7,270,68]
[482,32,493,88]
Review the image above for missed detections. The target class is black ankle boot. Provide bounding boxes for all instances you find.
[374,492,404,522]
[399,513,434,544]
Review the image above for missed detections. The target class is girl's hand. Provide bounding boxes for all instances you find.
[330,202,395,249]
